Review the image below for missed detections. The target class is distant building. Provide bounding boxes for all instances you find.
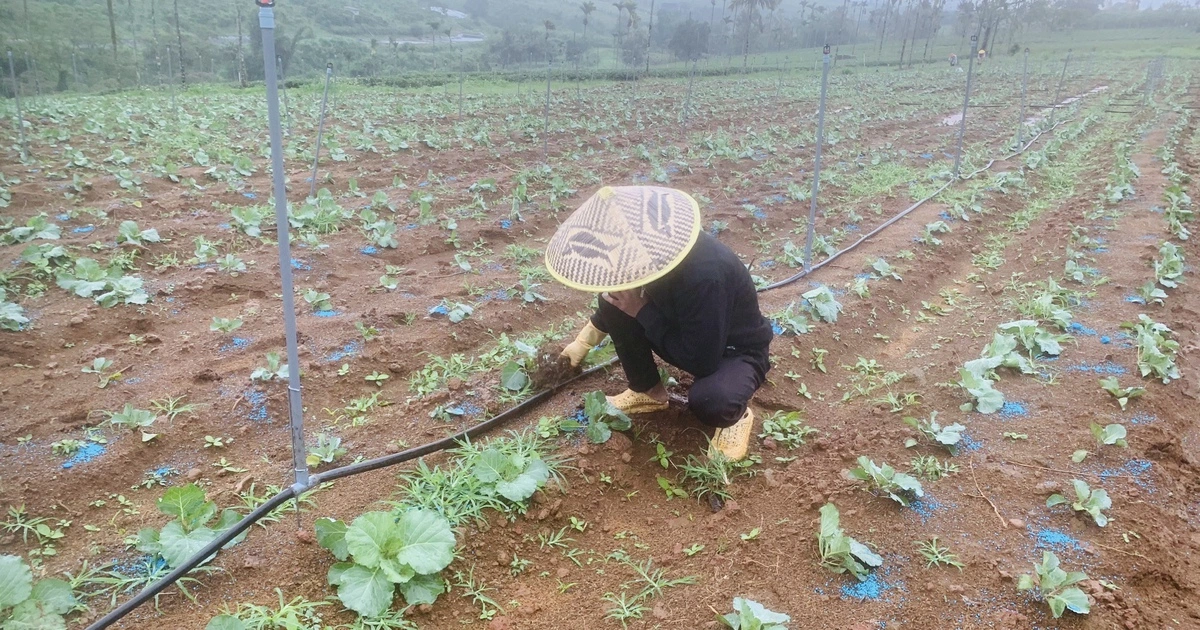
[430,6,468,19]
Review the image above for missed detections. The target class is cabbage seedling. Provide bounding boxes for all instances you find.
[1047,479,1112,527]
[1016,551,1091,618]
[817,503,882,581]
[847,456,924,506]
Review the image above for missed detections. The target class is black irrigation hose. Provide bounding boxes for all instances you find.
[87,98,1089,630]
[86,360,617,630]
[759,119,1067,293]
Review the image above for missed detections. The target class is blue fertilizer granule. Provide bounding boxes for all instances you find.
[747,206,768,220]
[360,245,378,255]
[459,402,484,416]
[499,219,513,229]
[217,223,231,230]
[314,310,341,318]
[72,225,95,234]
[324,340,362,363]
[758,260,776,268]
[244,389,269,422]
[219,337,252,353]
[1124,295,1146,304]
[123,377,143,385]
[845,224,860,232]
[998,401,1028,419]
[840,573,893,601]
[920,153,934,159]
[429,304,450,316]
[404,223,419,230]
[290,258,311,271]
[62,442,107,469]
[1128,412,1156,425]
[481,289,512,302]
[909,496,952,523]
[56,213,71,221]
[1069,322,1098,336]
[1097,459,1153,489]
[242,192,257,199]
[959,435,983,452]
[1035,528,1086,552]
[1100,336,1111,344]
[1067,361,1127,375]
[771,322,785,335]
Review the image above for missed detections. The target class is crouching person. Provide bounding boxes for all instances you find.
[546,186,774,461]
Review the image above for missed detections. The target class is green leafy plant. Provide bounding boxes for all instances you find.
[302,289,334,312]
[136,484,247,568]
[306,434,347,467]
[1154,241,1185,289]
[769,303,810,335]
[817,503,882,581]
[100,404,157,430]
[758,411,818,449]
[847,456,924,506]
[117,220,162,246]
[464,441,553,503]
[0,288,28,331]
[1047,479,1112,527]
[315,509,455,617]
[563,391,632,444]
[1123,314,1180,383]
[1089,422,1128,448]
[1098,377,1144,410]
[251,352,288,381]
[718,597,790,629]
[210,317,244,333]
[801,286,842,323]
[1016,551,1091,618]
[903,411,965,454]
[0,555,77,628]
[916,537,964,570]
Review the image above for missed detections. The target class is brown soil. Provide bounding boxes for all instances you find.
[1,67,1196,630]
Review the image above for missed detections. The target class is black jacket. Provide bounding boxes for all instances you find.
[632,232,773,378]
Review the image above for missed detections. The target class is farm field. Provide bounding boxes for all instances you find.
[1,49,1199,630]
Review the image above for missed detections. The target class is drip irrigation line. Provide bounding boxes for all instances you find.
[84,360,615,630]
[760,118,1067,293]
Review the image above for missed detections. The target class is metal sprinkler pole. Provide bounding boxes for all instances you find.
[1016,47,1030,148]
[167,45,178,114]
[952,34,978,179]
[6,51,28,161]
[256,0,309,497]
[543,55,552,163]
[310,62,333,198]
[682,58,697,127]
[458,50,465,119]
[1049,49,1071,126]
[802,45,832,271]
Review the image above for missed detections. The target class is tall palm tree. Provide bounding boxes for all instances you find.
[581,1,596,41]
[730,0,780,70]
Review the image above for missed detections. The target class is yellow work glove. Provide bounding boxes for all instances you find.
[560,322,607,367]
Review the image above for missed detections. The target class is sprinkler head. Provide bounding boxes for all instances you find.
[256,0,275,7]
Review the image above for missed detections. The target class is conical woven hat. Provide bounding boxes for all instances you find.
[545,186,702,292]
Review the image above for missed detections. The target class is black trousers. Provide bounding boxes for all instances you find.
[591,300,769,428]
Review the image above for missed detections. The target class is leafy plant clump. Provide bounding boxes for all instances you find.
[758,411,818,449]
[562,391,632,444]
[315,508,456,617]
[1124,314,1180,383]
[1098,376,1144,410]
[848,456,924,506]
[0,288,28,331]
[1089,422,1127,448]
[1047,479,1112,527]
[817,503,882,581]
[136,484,247,569]
[0,555,76,628]
[1017,551,1091,618]
[801,286,842,323]
[719,597,790,629]
[903,411,965,455]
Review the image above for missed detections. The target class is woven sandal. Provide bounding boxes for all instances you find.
[709,407,755,462]
[606,389,669,414]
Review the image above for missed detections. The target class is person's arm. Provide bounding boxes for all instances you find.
[635,278,728,378]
